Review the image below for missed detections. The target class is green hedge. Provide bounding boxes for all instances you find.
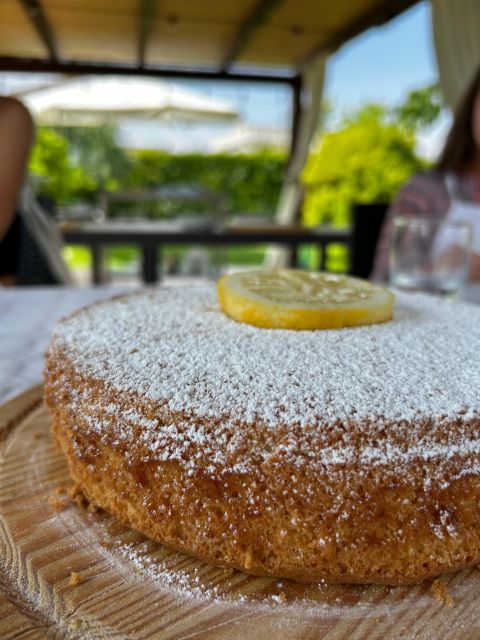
[125,149,286,216]
[29,127,287,217]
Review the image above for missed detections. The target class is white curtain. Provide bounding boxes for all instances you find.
[432,0,480,109]
[264,55,327,268]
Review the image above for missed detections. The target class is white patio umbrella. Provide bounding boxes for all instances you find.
[18,75,239,126]
[208,123,289,154]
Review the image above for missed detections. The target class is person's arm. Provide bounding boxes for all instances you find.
[371,173,450,282]
[0,97,34,242]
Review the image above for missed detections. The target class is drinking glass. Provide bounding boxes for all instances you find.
[389,216,472,297]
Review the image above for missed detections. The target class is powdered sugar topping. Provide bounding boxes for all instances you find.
[51,285,480,427]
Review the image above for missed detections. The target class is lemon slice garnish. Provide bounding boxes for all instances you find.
[217,270,394,330]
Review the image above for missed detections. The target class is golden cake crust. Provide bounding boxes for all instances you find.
[44,287,480,584]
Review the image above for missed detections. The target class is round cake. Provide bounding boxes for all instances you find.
[44,285,480,585]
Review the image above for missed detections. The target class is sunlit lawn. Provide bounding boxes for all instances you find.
[63,243,349,277]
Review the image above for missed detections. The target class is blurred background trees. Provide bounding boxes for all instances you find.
[29,129,287,217]
[29,128,94,203]
[27,83,444,277]
[28,83,443,230]
[126,149,286,216]
[302,83,442,228]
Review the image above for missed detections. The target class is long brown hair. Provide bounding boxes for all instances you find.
[437,65,480,173]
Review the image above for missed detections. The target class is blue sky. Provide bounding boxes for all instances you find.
[327,1,436,114]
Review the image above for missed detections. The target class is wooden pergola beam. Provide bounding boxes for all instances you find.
[289,76,302,162]
[221,0,284,72]
[18,0,59,61]
[299,0,419,67]
[0,56,299,85]
[138,0,156,67]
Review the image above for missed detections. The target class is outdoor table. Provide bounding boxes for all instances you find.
[0,286,122,405]
[61,221,351,285]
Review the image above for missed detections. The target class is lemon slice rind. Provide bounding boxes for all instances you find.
[217,270,394,330]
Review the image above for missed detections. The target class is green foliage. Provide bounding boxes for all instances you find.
[29,128,94,202]
[341,103,388,127]
[29,124,131,202]
[56,125,132,191]
[302,105,428,228]
[126,150,286,216]
[393,84,442,132]
[29,127,286,214]
[30,82,443,234]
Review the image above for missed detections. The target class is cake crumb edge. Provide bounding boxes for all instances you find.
[431,579,454,606]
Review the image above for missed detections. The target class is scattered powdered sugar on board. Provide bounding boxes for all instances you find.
[117,542,222,600]
[111,538,462,621]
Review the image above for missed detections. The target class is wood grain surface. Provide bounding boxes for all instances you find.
[1,387,480,640]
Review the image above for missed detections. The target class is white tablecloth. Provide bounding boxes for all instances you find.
[462,283,480,305]
[0,287,125,404]
[2,282,480,406]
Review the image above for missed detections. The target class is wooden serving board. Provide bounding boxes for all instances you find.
[1,388,480,640]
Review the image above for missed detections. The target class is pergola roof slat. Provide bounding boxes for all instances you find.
[0,56,298,83]
[221,0,285,72]
[138,0,156,67]
[0,0,420,77]
[17,0,59,60]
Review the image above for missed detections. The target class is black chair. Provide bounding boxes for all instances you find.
[348,203,389,279]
